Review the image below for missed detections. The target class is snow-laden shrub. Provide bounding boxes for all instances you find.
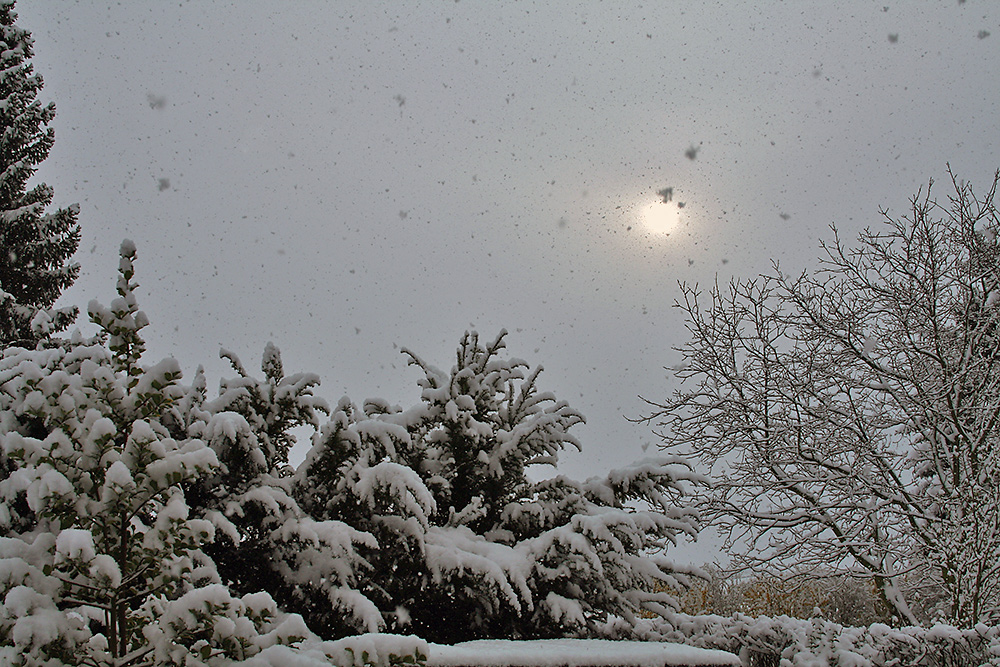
[0,242,311,666]
[237,633,428,667]
[634,612,1000,667]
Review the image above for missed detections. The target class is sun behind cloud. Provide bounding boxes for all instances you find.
[640,200,681,235]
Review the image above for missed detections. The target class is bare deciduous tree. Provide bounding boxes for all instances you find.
[645,169,1000,627]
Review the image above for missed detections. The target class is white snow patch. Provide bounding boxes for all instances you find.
[54,528,96,563]
[426,639,740,667]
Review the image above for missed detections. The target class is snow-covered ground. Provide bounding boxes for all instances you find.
[426,639,740,667]
[240,634,741,667]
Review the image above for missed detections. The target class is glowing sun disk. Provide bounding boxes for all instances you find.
[641,201,680,235]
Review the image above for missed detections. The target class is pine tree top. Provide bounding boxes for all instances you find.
[0,0,80,347]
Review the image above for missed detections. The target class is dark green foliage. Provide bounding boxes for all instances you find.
[0,1,80,347]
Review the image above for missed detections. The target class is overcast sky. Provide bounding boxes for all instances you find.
[19,1,1000,563]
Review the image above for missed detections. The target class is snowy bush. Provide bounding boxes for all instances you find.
[673,566,890,627]
[635,612,1000,667]
[237,633,428,667]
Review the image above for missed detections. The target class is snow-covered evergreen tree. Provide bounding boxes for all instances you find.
[295,330,704,643]
[0,0,80,347]
[0,242,309,666]
[182,343,382,640]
